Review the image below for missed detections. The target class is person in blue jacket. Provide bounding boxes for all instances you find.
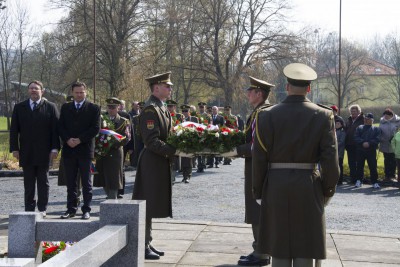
[354,113,381,189]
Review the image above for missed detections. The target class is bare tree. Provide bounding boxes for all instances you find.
[190,0,291,105]
[318,35,374,108]
[370,34,400,104]
[0,4,19,128]
[51,0,143,98]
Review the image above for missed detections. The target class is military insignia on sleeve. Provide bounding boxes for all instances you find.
[147,120,154,130]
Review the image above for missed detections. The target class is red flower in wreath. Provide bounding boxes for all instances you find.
[44,246,59,254]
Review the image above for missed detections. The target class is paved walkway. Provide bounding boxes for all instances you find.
[1,216,400,266]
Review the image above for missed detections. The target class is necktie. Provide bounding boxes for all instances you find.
[32,102,37,110]
[76,103,80,110]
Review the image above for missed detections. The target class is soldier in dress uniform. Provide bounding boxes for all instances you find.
[222,105,239,165]
[166,99,183,182]
[132,72,185,260]
[117,100,134,198]
[252,63,339,267]
[93,98,130,199]
[196,102,211,173]
[221,76,274,266]
[131,101,145,168]
[166,99,183,125]
[180,104,199,183]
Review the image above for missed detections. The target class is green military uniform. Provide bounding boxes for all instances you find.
[196,102,211,172]
[132,72,176,255]
[94,98,130,198]
[252,63,339,262]
[180,104,199,182]
[235,77,274,259]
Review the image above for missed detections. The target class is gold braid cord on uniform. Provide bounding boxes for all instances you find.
[244,112,257,134]
[114,118,129,133]
[255,111,268,153]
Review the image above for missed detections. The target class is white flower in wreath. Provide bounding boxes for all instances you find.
[107,136,111,140]
[104,140,107,143]
[177,130,183,136]
[215,132,220,138]
[222,131,228,136]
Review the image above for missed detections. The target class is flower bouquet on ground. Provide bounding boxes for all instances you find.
[167,122,245,155]
[42,241,75,262]
[94,129,125,160]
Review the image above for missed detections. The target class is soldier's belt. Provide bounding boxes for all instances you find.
[269,163,317,170]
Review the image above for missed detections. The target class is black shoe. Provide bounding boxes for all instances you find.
[117,194,123,199]
[145,247,160,260]
[197,169,204,173]
[207,165,213,168]
[81,212,90,220]
[239,253,253,260]
[61,212,75,219]
[238,255,270,266]
[215,164,219,168]
[149,245,164,256]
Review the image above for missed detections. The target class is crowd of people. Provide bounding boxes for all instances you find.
[13,63,380,267]
[333,104,400,189]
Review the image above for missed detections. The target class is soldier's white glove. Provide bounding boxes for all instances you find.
[256,199,261,205]
[220,148,238,158]
[324,196,332,207]
[175,150,195,158]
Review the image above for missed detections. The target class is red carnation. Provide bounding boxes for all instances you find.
[44,246,59,254]
[104,143,109,147]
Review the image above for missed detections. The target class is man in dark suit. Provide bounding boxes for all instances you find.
[207,106,225,168]
[58,81,100,220]
[10,80,60,217]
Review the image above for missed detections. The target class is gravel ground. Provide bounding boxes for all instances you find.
[1,158,399,235]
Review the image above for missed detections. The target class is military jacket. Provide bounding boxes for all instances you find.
[236,102,271,224]
[252,95,339,259]
[93,113,129,189]
[132,95,176,219]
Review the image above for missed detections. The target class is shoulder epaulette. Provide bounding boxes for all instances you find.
[143,105,156,113]
[317,103,332,110]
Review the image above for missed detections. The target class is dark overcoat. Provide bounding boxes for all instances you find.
[94,114,129,190]
[10,99,60,167]
[58,100,100,159]
[132,95,176,219]
[236,102,271,224]
[252,95,339,259]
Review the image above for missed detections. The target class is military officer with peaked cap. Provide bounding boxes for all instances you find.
[132,72,187,260]
[196,102,211,172]
[252,63,339,267]
[93,97,130,199]
[131,101,146,168]
[220,76,274,266]
[180,104,199,183]
[166,99,183,124]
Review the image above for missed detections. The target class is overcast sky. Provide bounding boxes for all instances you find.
[19,0,400,42]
